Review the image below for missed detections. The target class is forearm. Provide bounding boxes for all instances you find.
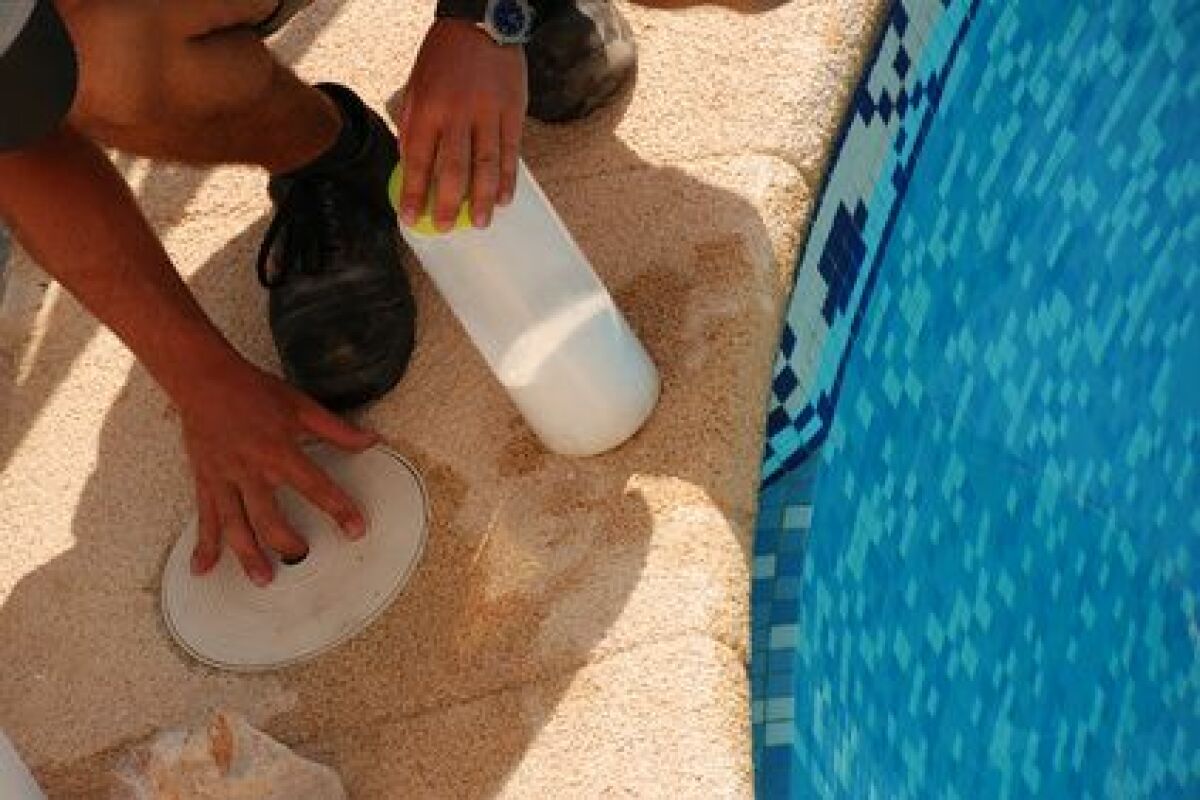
[0,127,242,400]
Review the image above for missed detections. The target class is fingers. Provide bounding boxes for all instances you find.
[470,121,502,228]
[282,454,367,541]
[433,124,471,231]
[241,479,310,564]
[191,476,221,575]
[296,397,378,452]
[399,110,439,227]
[499,109,523,205]
[193,450,362,587]
[180,362,381,588]
[268,395,370,542]
[215,485,274,587]
[404,118,509,230]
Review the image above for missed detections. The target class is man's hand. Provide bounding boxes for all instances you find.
[394,19,527,231]
[0,127,377,588]
[178,357,377,585]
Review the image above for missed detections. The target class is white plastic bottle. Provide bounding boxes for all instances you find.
[0,731,45,800]
[391,161,659,456]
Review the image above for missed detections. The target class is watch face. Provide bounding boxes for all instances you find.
[487,0,532,41]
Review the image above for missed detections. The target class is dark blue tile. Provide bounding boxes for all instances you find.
[771,600,799,623]
[855,85,876,123]
[767,671,793,696]
[773,367,799,398]
[769,649,794,671]
[776,550,806,576]
[854,200,869,231]
[780,325,798,357]
[879,90,895,123]
[761,746,793,787]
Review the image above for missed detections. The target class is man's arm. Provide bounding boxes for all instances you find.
[0,128,374,585]
[0,126,241,397]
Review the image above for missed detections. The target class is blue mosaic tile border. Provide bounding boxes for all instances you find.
[751,458,817,794]
[751,0,979,790]
[761,0,980,487]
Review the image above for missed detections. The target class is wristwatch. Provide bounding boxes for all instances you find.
[435,0,536,46]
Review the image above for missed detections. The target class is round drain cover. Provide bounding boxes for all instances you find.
[161,444,428,672]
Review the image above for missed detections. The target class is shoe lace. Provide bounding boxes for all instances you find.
[256,175,346,288]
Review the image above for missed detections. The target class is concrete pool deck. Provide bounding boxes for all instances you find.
[0,0,885,795]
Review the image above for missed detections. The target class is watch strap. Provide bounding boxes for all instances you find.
[435,0,487,23]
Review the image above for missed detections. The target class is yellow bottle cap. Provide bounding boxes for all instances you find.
[388,163,474,235]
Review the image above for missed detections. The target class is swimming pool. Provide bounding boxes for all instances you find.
[751,0,1198,796]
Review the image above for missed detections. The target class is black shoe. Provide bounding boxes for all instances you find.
[526,0,637,123]
[257,83,416,411]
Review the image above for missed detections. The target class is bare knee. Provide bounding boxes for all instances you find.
[163,29,279,123]
[57,0,169,131]
[59,0,278,140]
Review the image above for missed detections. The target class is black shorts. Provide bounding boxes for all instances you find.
[0,0,77,151]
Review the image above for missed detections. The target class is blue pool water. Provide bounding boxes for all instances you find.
[752,1,1198,797]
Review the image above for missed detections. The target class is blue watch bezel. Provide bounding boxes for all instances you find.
[482,0,534,45]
